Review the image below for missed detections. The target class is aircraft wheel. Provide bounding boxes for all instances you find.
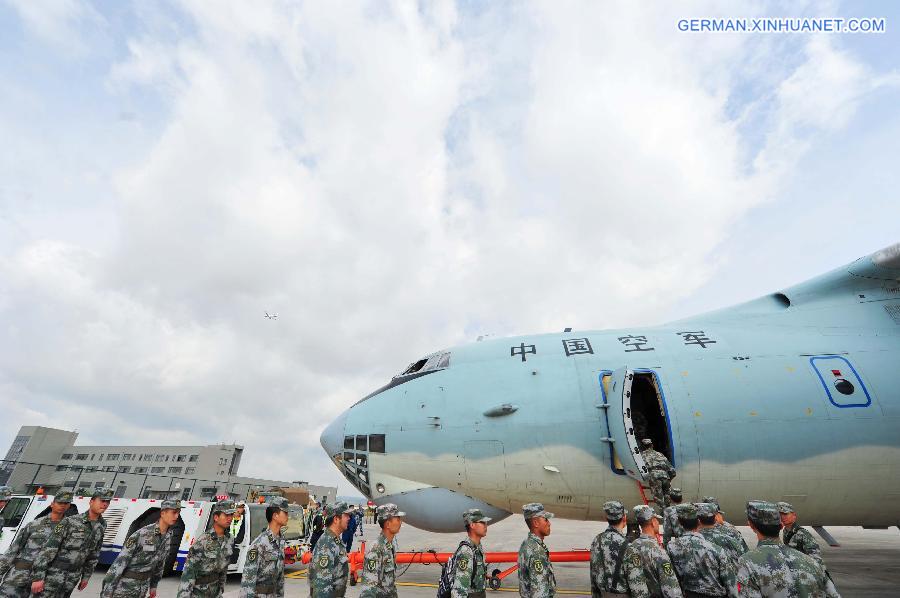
[488,576,501,590]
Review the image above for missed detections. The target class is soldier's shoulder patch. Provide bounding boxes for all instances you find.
[532,559,544,573]
[631,553,641,567]
[248,547,258,562]
[125,535,137,549]
[54,522,64,534]
[662,562,674,577]
[457,557,469,572]
[366,556,377,572]
[317,554,329,568]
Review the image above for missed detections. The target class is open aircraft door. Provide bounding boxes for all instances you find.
[604,368,649,481]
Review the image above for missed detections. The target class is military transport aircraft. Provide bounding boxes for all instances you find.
[321,243,900,532]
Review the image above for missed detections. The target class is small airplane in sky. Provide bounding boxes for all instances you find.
[321,242,900,533]
[265,312,278,320]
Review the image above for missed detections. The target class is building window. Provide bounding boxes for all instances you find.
[104,466,116,472]
[94,482,106,488]
[84,466,97,472]
[134,467,147,474]
[168,467,182,474]
[176,455,186,462]
[188,455,199,462]
[106,454,120,461]
[155,455,165,462]
[185,467,196,475]
[60,454,73,461]
[75,454,88,461]
[119,466,131,473]
[200,487,217,499]
[122,454,134,461]
[55,465,68,471]
[114,484,127,498]
[71,465,83,471]
[181,488,192,500]
[63,481,76,488]
[142,454,153,462]
[151,467,164,474]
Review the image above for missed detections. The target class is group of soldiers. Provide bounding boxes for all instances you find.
[586,489,839,598]
[2,478,842,598]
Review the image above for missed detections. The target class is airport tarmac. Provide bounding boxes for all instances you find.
[82,516,899,597]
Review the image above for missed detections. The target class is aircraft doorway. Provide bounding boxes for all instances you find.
[602,369,674,478]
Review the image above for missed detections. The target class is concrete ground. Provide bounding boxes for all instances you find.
[80,517,900,597]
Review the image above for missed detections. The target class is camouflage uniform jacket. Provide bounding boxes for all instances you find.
[309,528,348,598]
[621,534,683,598]
[700,526,746,565]
[0,515,62,591]
[666,531,737,597]
[736,539,840,598]
[359,533,397,598]
[450,539,485,598]
[176,529,233,598]
[100,522,173,598]
[240,528,285,598]
[663,507,684,547]
[782,525,824,568]
[590,526,628,595]
[643,450,676,478]
[517,532,556,598]
[32,512,106,593]
[719,523,749,554]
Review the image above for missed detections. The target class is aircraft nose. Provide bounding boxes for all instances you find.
[320,409,349,459]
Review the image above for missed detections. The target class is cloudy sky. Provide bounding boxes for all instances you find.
[1,1,898,495]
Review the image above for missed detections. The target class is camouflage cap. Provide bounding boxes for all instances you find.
[324,501,351,520]
[602,501,625,520]
[213,499,236,515]
[675,503,698,520]
[268,497,290,512]
[0,486,13,500]
[633,505,662,524]
[695,502,717,518]
[160,499,183,510]
[376,503,406,522]
[54,491,74,504]
[746,500,781,526]
[776,501,795,514]
[702,496,724,514]
[669,487,683,500]
[522,503,554,520]
[463,508,492,524]
[92,487,114,500]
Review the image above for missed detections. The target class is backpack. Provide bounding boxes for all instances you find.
[437,541,471,598]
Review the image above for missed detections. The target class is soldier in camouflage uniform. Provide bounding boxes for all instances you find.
[666,504,737,598]
[450,508,491,598]
[176,499,235,598]
[0,487,11,542]
[32,488,112,597]
[101,498,181,598]
[641,440,676,509]
[776,503,825,569]
[240,497,289,598]
[309,501,350,598]
[621,505,683,598]
[1,491,73,598]
[736,501,840,598]
[696,503,745,566]
[590,501,628,597]
[662,489,684,548]
[517,503,556,598]
[359,503,405,598]
[702,498,748,554]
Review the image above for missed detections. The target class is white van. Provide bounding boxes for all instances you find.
[0,495,306,575]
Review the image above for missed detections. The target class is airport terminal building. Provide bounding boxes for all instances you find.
[0,425,336,504]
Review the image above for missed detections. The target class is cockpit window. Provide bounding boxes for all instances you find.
[396,352,451,378]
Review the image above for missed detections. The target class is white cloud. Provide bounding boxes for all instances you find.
[1,1,897,493]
